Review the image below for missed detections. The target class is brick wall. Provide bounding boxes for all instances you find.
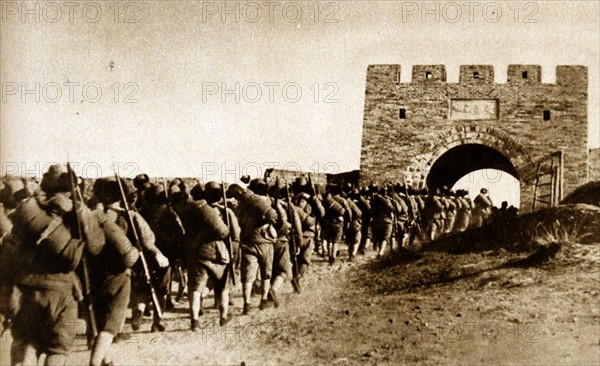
[360,64,588,211]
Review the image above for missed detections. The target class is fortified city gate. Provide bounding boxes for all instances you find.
[359,64,589,211]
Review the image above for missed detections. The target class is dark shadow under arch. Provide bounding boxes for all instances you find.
[426,144,519,191]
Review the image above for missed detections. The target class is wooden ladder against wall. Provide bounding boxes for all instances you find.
[532,150,564,211]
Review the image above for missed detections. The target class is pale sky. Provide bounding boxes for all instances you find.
[1,1,599,181]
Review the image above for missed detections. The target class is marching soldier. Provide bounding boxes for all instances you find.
[473,188,493,228]
[88,178,141,366]
[138,183,185,315]
[423,189,445,242]
[2,165,105,366]
[454,190,472,232]
[443,194,458,235]
[114,179,170,333]
[370,187,394,257]
[345,190,363,261]
[332,186,352,259]
[171,181,234,330]
[356,187,372,255]
[227,182,278,315]
[292,188,323,292]
[266,181,301,306]
[404,188,421,249]
[390,189,409,251]
[321,188,346,265]
[132,174,152,209]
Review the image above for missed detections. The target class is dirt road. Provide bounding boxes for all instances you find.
[1,242,599,365]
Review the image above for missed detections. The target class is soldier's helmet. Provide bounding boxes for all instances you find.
[190,182,205,201]
[133,174,151,191]
[268,179,287,199]
[40,164,64,194]
[145,183,167,205]
[204,181,222,204]
[93,177,118,205]
[480,188,488,194]
[226,183,245,199]
[248,178,268,196]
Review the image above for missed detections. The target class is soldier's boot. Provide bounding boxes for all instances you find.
[151,319,166,333]
[191,319,200,332]
[165,296,175,311]
[291,276,302,294]
[260,279,272,310]
[260,298,273,310]
[131,307,144,331]
[189,291,202,332]
[218,289,233,327]
[151,297,167,332]
[90,331,115,366]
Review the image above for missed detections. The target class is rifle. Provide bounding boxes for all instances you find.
[163,179,187,301]
[390,184,399,247]
[285,182,299,278]
[115,173,163,319]
[221,182,236,286]
[66,162,97,350]
[307,174,321,252]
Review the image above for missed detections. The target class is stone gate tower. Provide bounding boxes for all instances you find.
[359,64,588,211]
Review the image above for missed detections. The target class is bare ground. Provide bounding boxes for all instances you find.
[1,241,599,365]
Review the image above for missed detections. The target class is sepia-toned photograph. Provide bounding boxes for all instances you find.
[0,1,599,365]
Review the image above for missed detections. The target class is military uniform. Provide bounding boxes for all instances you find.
[472,189,493,228]
[5,167,104,365]
[344,195,362,260]
[138,184,186,314]
[454,194,472,232]
[322,187,352,265]
[229,185,278,314]
[443,196,457,235]
[293,192,323,285]
[370,191,394,256]
[423,193,445,242]
[356,191,372,254]
[392,193,410,247]
[87,190,140,366]
[269,188,303,303]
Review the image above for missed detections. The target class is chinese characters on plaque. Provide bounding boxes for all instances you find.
[449,99,499,120]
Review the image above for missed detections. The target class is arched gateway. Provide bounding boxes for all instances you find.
[360,64,589,211]
[408,125,533,191]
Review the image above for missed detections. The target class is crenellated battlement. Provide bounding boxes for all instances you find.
[366,64,587,88]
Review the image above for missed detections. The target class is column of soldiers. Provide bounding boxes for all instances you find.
[0,166,499,365]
